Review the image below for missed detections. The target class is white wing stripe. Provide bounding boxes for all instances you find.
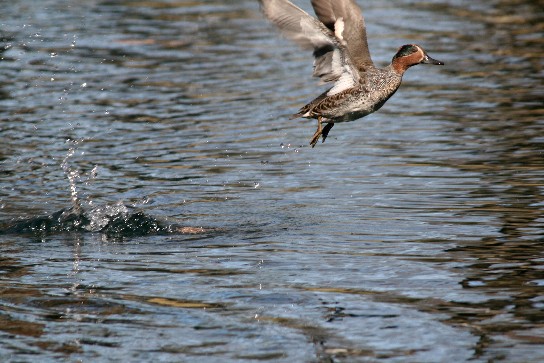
[326,51,357,96]
[334,17,345,42]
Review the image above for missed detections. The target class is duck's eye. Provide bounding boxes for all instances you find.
[394,45,418,59]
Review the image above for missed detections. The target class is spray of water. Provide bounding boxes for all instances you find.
[1,138,206,237]
[60,139,83,216]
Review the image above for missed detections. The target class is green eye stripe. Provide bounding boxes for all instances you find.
[394,45,417,58]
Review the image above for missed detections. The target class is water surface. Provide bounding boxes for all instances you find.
[1,0,543,361]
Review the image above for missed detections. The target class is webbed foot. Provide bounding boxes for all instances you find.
[321,123,334,143]
[309,117,323,148]
[309,118,334,147]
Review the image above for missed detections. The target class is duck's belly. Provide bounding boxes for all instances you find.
[322,95,386,123]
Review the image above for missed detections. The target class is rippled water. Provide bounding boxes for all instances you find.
[1,0,543,361]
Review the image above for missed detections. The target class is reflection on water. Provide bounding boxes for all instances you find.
[1,0,543,361]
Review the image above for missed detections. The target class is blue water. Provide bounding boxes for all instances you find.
[1,0,543,361]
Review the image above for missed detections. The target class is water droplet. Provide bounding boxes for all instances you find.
[90,165,98,178]
[467,280,486,287]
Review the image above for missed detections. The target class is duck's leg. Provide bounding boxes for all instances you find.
[321,122,334,143]
[309,116,323,148]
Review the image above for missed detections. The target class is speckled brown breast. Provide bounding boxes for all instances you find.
[297,67,403,122]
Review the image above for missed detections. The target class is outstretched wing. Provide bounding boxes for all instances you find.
[310,0,374,71]
[259,0,360,96]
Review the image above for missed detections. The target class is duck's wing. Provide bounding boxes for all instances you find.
[310,0,374,71]
[259,0,360,96]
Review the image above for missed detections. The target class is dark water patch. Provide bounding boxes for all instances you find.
[0,203,205,239]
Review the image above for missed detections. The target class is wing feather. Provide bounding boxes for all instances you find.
[259,0,360,95]
[310,0,374,71]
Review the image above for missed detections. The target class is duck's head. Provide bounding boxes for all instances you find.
[391,44,443,75]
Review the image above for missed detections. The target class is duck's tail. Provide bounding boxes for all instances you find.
[289,111,304,120]
[289,103,313,120]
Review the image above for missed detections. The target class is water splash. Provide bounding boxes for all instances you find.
[1,140,207,238]
[2,204,167,238]
[60,138,100,212]
[1,202,208,238]
[60,139,83,215]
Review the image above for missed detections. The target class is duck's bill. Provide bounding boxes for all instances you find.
[422,54,444,65]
